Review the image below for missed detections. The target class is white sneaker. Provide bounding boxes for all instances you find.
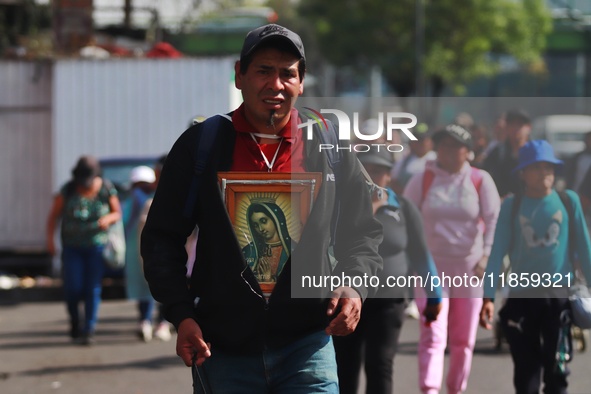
[140,320,153,342]
[154,322,172,342]
[405,300,420,320]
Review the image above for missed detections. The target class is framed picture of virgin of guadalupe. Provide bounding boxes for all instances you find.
[217,172,322,298]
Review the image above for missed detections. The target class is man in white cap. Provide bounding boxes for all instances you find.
[126,166,157,341]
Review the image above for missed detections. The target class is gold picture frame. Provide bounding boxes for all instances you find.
[217,172,322,297]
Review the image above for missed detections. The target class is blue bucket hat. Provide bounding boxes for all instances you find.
[512,140,563,174]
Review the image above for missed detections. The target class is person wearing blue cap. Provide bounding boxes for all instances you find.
[480,140,591,394]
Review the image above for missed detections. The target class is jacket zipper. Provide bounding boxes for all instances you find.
[240,265,269,309]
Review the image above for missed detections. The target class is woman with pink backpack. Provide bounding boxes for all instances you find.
[404,124,501,394]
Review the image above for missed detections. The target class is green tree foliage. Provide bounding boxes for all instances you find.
[298,0,552,96]
[0,1,51,54]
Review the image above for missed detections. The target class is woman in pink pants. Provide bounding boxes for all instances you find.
[404,124,500,394]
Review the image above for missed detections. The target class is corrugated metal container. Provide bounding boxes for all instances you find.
[52,57,236,189]
[0,57,236,253]
[0,61,52,250]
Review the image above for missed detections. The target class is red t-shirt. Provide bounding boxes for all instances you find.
[230,105,306,173]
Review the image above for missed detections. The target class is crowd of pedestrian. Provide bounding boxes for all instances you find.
[44,23,591,394]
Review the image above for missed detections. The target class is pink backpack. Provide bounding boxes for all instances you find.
[420,166,483,209]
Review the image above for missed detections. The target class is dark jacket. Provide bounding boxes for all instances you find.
[565,149,591,192]
[481,141,520,198]
[374,192,440,300]
[141,117,383,354]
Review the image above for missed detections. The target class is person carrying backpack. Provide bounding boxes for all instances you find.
[46,156,122,345]
[480,140,591,394]
[334,148,442,394]
[481,109,532,199]
[124,165,158,342]
[140,24,383,393]
[404,124,501,394]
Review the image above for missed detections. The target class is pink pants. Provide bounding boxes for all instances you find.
[415,258,483,394]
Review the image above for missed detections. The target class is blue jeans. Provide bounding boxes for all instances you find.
[62,246,105,334]
[138,298,155,322]
[193,330,339,394]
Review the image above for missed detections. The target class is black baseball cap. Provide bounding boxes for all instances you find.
[240,24,306,63]
[357,149,394,169]
[432,124,472,149]
[505,109,530,125]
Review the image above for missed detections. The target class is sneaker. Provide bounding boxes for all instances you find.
[79,332,95,346]
[154,322,172,342]
[404,300,420,320]
[140,320,153,342]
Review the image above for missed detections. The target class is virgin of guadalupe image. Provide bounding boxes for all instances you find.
[241,199,295,294]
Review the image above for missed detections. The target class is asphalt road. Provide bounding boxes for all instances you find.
[1,300,590,394]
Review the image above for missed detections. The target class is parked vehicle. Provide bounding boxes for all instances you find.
[531,115,591,159]
[100,156,159,196]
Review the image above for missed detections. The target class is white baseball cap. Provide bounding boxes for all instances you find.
[130,166,156,184]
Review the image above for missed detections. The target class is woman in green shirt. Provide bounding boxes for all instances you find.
[47,156,122,345]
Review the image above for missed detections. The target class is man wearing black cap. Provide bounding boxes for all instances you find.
[141,24,382,393]
[482,109,532,198]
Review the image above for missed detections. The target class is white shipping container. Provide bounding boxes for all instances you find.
[0,57,236,256]
[0,61,52,251]
[52,57,236,190]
